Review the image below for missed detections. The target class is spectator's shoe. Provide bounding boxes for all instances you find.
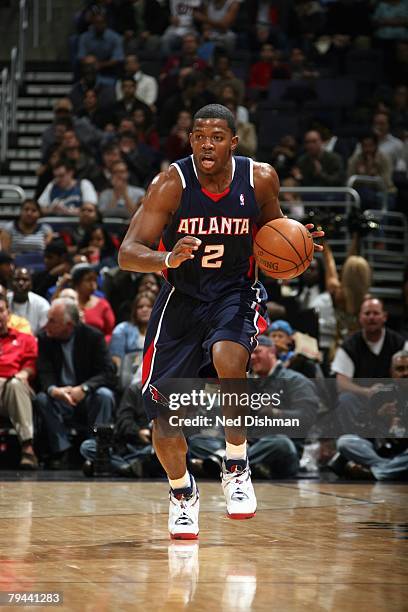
[345,461,375,481]
[221,459,256,519]
[168,475,199,540]
[19,451,38,470]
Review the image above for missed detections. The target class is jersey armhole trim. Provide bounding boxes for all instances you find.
[170,163,186,189]
[249,158,254,188]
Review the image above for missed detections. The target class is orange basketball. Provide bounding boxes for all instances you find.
[253,218,314,280]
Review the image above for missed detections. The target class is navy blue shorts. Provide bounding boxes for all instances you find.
[141,281,268,420]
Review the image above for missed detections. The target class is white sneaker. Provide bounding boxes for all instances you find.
[168,476,199,540]
[221,460,257,520]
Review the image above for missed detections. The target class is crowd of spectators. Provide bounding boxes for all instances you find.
[0,0,407,480]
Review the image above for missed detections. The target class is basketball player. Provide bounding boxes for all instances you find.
[119,104,323,539]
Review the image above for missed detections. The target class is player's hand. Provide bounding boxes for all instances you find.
[304,223,325,252]
[167,236,202,268]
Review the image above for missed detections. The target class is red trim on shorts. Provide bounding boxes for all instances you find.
[142,340,155,387]
[201,186,230,202]
[257,313,268,335]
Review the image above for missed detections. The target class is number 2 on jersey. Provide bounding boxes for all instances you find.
[201,244,224,268]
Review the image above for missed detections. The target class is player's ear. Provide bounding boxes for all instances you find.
[231,135,239,152]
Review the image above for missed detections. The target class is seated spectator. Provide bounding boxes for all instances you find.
[110,78,152,125]
[280,177,304,218]
[294,130,345,187]
[0,200,53,257]
[0,283,31,334]
[335,349,408,481]
[248,43,290,99]
[77,88,113,129]
[70,54,116,113]
[159,72,209,136]
[391,84,408,133]
[137,273,161,297]
[288,47,319,80]
[93,141,122,192]
[220,84,249,124]
[224,99,257,158]
[77,10,124,83]
[38,160,98,215]
[32,239,71,299]
[268,319,295,364]
[160,0,200,55]
[78,223,119,269]
[0,251,14,289]
[164,110,193,163]
[60,202,103,252]
[116,54,158,110]
[60,130,101,186]
[331,297,407,434]
[319,123,356,167]
[118,131,155,187]
[110,292,155,372]
[194,0,240,53]
[160,33,207,95]
[370,111,406,172]
[209,53,245,104]
[71,263,115,342]
[0,295,38,469]
[35,298,116,468]
[133,108,160,152]
[347,133,396,210]
[8,267,49,335]
[269,135,299,180]
[98,160,145,217]
[295,257,326,311]
[189,335,318,479]
[35,144,62,198]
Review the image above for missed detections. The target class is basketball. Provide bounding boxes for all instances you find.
[253,218,314,280]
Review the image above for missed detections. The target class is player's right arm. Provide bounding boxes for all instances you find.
[118,166,201,273]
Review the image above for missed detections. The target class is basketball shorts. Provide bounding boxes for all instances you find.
[141,281,268,420]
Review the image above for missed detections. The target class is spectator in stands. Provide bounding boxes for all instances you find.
[159,72,210,136]
[194,0,240,53]
[164,110,193,163]
[116,54,158,109]
[279,176,304,218]
[8,267,49,335]
[392,84,408,133]
[93,141,122,192]
[133,108,161,152]
[347,133,396,210]
[35,144,62,198]
[36,298,116,468]
[0,252,14,289]
[268,319,295,364]
[331,297,407,433]
[0,200,53,257]
[61,130,100,186]
[0,283,31,334]
[296,257,326,311]
[110,292,155,373]
[161,0,200,55]
[137,273,161,297]
[32,238,71,299]
[111,78,151,125]
[189,335,318,479]
[77,88,112,129]
[118,131,155,187]
[78,224,118,269]
[98,160,145,217]
[38,160,98,215]
[319,123,355,167]
[294,130,345,187]
[71,262,115,342]
[371,111,407,172]
[60,202,103,252]
[224,98,257,158]
[336,349,408,481]
[0,295,38,469]
[69,55,116,113]
[209,54,245,104]
[220,84,249,123]
[288,47,319,80]
[269,135,299,180]
[248,43,289,99]
[160,32,207,86]
[119,0,168,56]
[77,10,124,83]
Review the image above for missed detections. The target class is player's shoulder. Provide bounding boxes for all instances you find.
[253,161,279,182]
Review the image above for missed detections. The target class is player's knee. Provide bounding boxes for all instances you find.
[212,341,248,377]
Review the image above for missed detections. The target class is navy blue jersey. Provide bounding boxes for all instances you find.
[161,155,260,301]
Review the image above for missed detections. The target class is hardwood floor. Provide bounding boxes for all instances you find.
[0,480,406,611]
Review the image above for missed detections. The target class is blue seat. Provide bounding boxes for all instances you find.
[14,252,45,273]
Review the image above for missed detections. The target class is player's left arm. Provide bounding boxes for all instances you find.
[253,161,324,252]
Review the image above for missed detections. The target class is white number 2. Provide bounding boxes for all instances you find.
[201,244,224,268]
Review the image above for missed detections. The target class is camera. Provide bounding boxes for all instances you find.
[93,423,115,476]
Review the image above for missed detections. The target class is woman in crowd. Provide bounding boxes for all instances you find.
[0,200,53,256]
[79,223,119,269]
[60,202,103,252]
[71,262,115,342]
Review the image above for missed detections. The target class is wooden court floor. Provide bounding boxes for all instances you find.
[0,479,407,612]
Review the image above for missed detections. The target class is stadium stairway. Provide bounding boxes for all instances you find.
[0,62,72,201]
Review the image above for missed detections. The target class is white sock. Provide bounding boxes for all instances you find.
[226,441,247,461]
[169,470,191,491]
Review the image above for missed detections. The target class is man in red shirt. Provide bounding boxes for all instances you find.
[0,295,38,469]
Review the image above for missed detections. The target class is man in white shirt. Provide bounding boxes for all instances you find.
[8,267,50,335]
[116,55,158,109]
[38,160,97,216]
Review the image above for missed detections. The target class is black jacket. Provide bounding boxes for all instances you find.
[37,323,117,392]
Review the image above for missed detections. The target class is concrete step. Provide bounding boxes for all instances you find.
[17,110,54,122]
[8,149,42,160]
[26,84,71,96]
[18,137,42,147]
[18,124,48,134]
[18,97,62,108]
[25,72,72,83]
[9,161,40,172]
[0,176,37,187]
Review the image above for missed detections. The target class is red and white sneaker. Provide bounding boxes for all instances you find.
[168,476,199,540]
[221,459,257,520]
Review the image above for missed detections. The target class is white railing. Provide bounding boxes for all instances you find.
[0,68,9,164]
[347,175,388,211]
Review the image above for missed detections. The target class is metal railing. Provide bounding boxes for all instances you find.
[347,175,388,211]
[0,68,9,164]
[17,0,28,84]
[0,184,26,219]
